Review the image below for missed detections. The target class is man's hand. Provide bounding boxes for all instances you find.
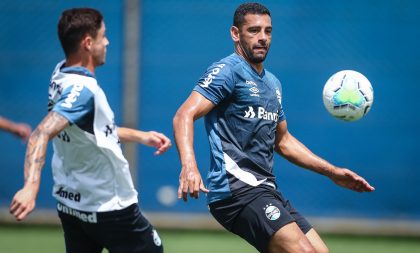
[142,131,172,155]
[329,167,375,192]
[178,161,209,202]
[12,123,32,142]
[10,184,38,221]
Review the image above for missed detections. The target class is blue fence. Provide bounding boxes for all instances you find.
[1,0,419,221]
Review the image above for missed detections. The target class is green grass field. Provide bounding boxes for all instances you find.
[0,225,419,253]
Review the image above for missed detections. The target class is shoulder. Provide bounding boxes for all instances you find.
[59,67,100,94]
[198,54,244,87]
[208,54,245,74]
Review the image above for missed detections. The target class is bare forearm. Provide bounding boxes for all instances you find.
[23,112,68,186]
[173,112,197,166]
[0,117,17,133]
[117,127,145,143]
[23,129,48,186]
[276,133,335,177]
[0,117,12,130]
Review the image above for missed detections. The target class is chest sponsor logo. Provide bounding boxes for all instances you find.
[55,187,81,202]
[61,83,84,109]
[244,106,279,122]
[199,64,225,88]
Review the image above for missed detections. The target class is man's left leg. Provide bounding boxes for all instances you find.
[305,228,329,253]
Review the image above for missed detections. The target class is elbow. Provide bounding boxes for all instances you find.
[274,143,285,156]
[275,139,290,157]
[172,110,182,130]
[173,108,188,133]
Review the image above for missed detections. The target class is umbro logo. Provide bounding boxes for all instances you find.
[249,87,259,94]
[246,80,259,97]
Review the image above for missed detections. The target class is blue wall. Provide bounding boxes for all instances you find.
[138,0,420,220]
[0,0,419,221]
[0,0,123,208]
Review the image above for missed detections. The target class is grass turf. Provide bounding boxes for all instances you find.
[0,225,419,253]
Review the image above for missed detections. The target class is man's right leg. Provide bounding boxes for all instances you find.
[58,209,103,253]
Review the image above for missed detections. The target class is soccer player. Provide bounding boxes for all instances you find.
[0,116,31,141]
[10,8,170,253]
[173,3,374,253]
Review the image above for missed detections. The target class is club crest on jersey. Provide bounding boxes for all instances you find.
[199,64,225,88]
[264,203,281,221]
[61,83,84,109]
[275,88,282,104]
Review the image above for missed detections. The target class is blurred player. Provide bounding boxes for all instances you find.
[10,8,170,253]
[173,2,374,253]
[0,116,31,141]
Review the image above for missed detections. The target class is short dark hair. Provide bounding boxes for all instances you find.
[233,2,271,29]
[58,8,103,57]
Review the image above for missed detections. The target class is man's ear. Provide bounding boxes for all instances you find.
[81,35,93,52]
[230,26,240,42]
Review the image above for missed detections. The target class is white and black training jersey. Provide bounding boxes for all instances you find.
[48,61,138,212]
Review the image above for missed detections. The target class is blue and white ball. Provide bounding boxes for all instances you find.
[323,70,374,121]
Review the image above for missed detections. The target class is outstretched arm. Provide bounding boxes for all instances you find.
[10,112,69,221]
[173,91,214,201]
[274,120,374,192]
[117,127,171,155]
[0,116,31,141]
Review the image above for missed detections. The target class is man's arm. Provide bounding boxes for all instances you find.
[173,91,214,201]
[10,112,69,221]
[117,127,171,155]
[0,116,31,141]
[274,120,374,192]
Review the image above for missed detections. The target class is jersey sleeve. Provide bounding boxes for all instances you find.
[52,84,94,125]
[193,63,235,105]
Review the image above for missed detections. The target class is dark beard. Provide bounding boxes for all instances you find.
[239,40,268,64]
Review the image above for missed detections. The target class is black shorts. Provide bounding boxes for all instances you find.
[57,202,163,253]
[209,186,312,253]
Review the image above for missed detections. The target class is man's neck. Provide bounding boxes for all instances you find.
[65,54,95,74]
[234,48,264,75]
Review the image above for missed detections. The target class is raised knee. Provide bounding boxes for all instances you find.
[301,244,316,253]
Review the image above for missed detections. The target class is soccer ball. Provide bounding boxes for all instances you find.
[322,70,374,121]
